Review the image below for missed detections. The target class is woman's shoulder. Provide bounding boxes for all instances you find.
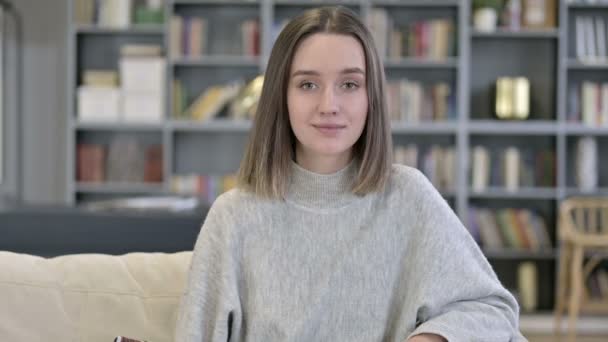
[210,187,256,214]
[389,163,431,190]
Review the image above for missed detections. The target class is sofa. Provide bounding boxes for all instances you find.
[0,206,207,341]
[0,250,193,342]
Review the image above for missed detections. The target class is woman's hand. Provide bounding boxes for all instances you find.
[408,333,447,342]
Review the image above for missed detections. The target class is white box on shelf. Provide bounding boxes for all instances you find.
[77,86,121,122]
[98,0,131,29]
[120,57,166,94]
[122,92,164,123]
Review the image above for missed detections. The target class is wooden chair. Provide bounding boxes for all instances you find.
[554,197,608,341]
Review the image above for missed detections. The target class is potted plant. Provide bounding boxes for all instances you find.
[473,0,504,32]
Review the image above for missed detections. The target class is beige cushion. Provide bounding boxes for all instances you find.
[0,251,192,342]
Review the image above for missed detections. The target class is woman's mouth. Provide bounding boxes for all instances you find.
[313,124,346,135]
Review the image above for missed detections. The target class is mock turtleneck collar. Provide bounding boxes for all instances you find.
[286,159,359,209]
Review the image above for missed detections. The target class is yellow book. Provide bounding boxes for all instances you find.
[513,77,530,120]
[496,77,514,119]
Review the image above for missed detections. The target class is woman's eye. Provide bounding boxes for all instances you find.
[299,82,316,90]
[343,81,359,90]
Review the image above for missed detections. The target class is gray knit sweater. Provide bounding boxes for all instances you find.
[175,161,526,342]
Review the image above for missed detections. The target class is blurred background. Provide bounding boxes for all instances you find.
[0,0,607,341]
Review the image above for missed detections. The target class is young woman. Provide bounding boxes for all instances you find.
[175,6,526,342]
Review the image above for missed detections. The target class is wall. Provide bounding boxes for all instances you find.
[2,0,68,205]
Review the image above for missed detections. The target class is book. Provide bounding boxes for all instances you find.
[106,137,145,183]
[523,0,556,29]
[98,0,131,28]
[241,19,260,56]
[170,16,183,59]
[228,75,264,120]
[518,262,538,312]
[477,208,505,250]
[496,77,514,119]
[576,136,599,192]
[472,146,490,192]
[144,145,163,183]
[120,44,163,58]
[73,0,95,25]
[504,147,521,192]
[513,77,530,119]
[576,16,586,61]
[596,17,607,61]
[77,144,106,183]
[184,81,243,121]
[82,70,119,87]
[581,81,598,125]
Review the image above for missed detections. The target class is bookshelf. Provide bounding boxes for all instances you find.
[67,0,608,314]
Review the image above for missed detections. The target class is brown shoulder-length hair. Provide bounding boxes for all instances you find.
[237,6,393,199]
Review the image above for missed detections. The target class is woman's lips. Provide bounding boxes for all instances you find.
[313,123,346,135]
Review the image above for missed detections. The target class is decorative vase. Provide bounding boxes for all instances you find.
[474,8,498,32]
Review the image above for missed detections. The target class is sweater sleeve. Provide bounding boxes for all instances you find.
[174,199,241,342]
[404,170,527,342]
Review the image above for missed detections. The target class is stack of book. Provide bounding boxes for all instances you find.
[574,14,608,63]
[568,81,608,126]
[170,16,208,58]
[77,140,163,184]
[173,75,263,121]
[73,0,164,27]
[386,80,455,122]
[368,8,455,60]
[119,44,165,123]
[394,144,456,192]
[471,145,556,192]
[495,77,530,120]
[170,15,259,58]
[77,70,121,123]
[468,207,552,251]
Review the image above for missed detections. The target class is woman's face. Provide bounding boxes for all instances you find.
[287,33,368,170]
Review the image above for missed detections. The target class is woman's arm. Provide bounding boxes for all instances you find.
[403,170,525,342]
[174,200,241,342]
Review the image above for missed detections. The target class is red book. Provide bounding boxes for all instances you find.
[144,145,163,183]
[77,144,106,182]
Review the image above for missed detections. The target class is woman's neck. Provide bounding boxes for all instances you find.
[295,147,353,174]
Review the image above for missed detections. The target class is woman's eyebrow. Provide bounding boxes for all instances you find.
[291,67,365,78]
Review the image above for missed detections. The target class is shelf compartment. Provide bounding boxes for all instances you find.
[470,38,557,120]
[173,131,247,175]
[489,259,556,312]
